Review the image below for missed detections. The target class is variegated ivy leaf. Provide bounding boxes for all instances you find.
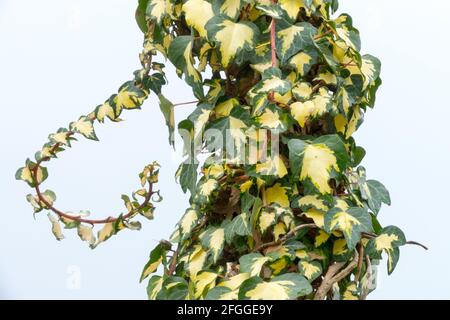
[206,16,260,68]
[70,116,98,141]
[254,68,292,95]
[168,36,204,98]
[77,224,96,247]
[332,14,361,51]
[292,82,313,101]
[178,207,200,241]
[314,37,340,71]
[212,0,244,20]
[256,3,285,19]
[176,161,199,195]
[288,134,349,194]
[342,282,360,300]
[145,0,173,23]
[265,183,290,208]
[333,237,352,261]
[47,213,64,241]
[239,273,312,300]
[290,87,333,127]
[201,226,225,263]
[16,159,48,187]
[114,81,148,111]
[140,243,167,282]
[194,271,218,299]
[289,49,318,77]
[147,275,164,300]
[205,286,238,300]
[157,94,175,147]
[160,276,189,300]
[224,212,252,243]
[254,104,291,132]
[294,194,328,212]
[214,98,239,118]
[298,260,322,282]
[356,167,391,214]
[196,178,219,204]
[26,189,56,213]
[366,226,406,275]
[278,0,312,21]
[49,128,73,147]
[360,54,381,89]
[187,245,209,278]
[218,272,251,291]
[182,0,214,38]
[207,112,248,160]
[239,253,270,277]
[276,20,317,64]
[95,98,120,123]
[324,206,372,250]
[255,155,288,179]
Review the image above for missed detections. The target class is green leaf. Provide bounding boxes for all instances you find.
[176,161,198,195]
[158,94,175,147]
[168,36,204,98]
[239,273,312,300]
[136,0,150,33]
[205,286,237,300]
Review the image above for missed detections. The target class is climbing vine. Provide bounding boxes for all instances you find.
[17,0,426,300]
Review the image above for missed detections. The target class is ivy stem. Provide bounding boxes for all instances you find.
[31,144,155,225]
[173,100,198,107]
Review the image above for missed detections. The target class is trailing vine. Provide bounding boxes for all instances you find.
[17,0,426,300]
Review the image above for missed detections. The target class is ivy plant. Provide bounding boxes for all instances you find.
[17,0,426,300]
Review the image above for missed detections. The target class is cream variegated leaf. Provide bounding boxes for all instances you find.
[288,135,349,194]
[298,260,322,282]
[325,206,372,250]
[265,183,290,208]
[140,243,167,282]
[182,0,214,38]
[239,253,270,277]
[213,0,244,20]
[201,226,225,263]
[239,273,312,300]
[194,271,218,298]
[367,226,406,274]
[146,0,173,23]
[276,21,317,63]
[47,213,64,241]
[70,116,98,141]
[290,87,333,127]
[207,17,260,67]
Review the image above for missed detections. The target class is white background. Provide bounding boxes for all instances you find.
[0,0,448,299]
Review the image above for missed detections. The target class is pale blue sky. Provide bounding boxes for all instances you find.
[1,0,449,299]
